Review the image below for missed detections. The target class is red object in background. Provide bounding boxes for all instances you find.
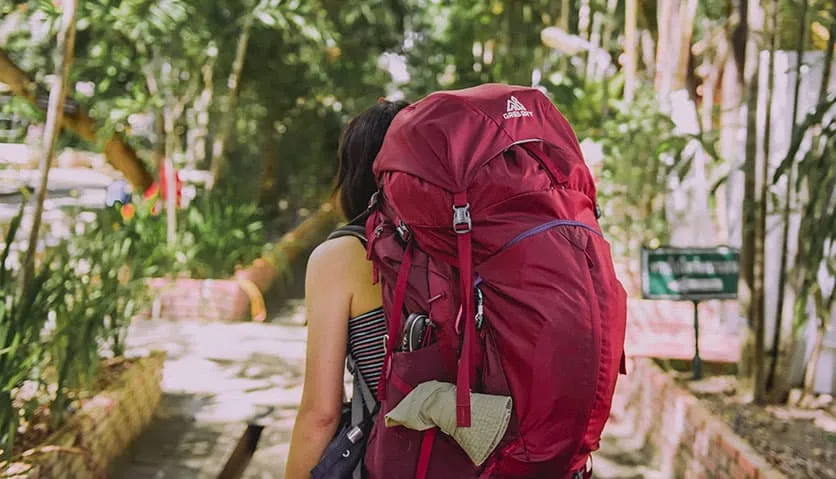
[120,203,136,221]
[143,161,182,214]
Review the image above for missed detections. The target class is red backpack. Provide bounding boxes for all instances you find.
[362,84,627,479]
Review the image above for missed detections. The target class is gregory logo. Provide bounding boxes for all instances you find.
[503,96,533,119]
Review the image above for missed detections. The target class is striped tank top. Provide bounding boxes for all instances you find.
[348,307,387,396]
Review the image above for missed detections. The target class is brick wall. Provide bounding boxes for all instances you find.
[613,358,786,479]
[2,352,166,479]
[143,278,251,321]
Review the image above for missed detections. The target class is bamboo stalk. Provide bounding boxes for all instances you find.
[766,0,809,400]
[753,0,780,405]
[19,0,79,294]
[800,14,835,405]
[738,0,760,383]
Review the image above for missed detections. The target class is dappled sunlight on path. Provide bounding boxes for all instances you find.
[110,303,312,478]
[109,301,651,478]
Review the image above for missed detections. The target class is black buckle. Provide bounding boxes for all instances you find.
[594,203,602,219]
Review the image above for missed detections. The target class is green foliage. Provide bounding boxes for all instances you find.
[178,193,266,278]
[0,201,53,461]
[542,68,612,137]
[0,197,150,460]
[110,190,267,279]
[534,68,690,257]
[773,94,836,330]
[588,87,690,254]
[0,185,272,459]
[400,0,556,97]
[65,211,151,358]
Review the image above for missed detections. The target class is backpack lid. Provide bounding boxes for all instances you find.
[373,83,595,204]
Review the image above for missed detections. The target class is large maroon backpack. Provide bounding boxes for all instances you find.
[362,84,627,479]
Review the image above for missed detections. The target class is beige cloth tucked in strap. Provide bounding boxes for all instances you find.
[383,380,512,466]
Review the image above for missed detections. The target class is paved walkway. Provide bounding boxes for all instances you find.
[110,301,659,478]
[110,302,314,478]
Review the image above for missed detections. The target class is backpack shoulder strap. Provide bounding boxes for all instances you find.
[326,211,369,246]
[327,225,367,246]
[347,353,377,416]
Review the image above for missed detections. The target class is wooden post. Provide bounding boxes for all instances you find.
[163,64,178,248]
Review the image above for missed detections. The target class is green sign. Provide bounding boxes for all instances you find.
[641,246,739,301]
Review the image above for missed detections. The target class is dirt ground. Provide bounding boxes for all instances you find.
[684,375,836,479]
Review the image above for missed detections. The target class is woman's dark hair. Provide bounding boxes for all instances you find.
[334,99,409,221]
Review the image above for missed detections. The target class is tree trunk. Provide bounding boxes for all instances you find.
[568,0,579,35]
[258,114,281,215]
[0,47,153,192]
[817,16,835,104]
[717,30,744,247]
[701,32,730,241]
[640,29,656,79]
[673,0,699,91]
[624,0,638,102]
[765,0,809,402]
[577,0,592,74]
[716,0,747,245]
[738,0,760,383]
[259,202,341,287]
[19,0,79,292]
[209,12,254,189]
[190,58,216,168]
[560,0,570,32]
[753,0,779,405]
[654,0,678,95]
[151,111,166,170]
[802,290,828,403]
[700,39,729,134]
[600,0,619,53]
[586,12,604,81]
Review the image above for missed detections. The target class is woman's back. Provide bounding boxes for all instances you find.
[325,224,386,395]
[285,99,408,479]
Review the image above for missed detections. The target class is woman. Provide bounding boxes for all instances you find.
[285,99,409,478]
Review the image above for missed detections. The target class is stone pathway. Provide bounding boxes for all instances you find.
[592,412,664,479]
[110,301,659,478]
[110,303,314,478]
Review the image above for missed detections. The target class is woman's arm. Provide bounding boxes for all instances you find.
[285,239,354,479]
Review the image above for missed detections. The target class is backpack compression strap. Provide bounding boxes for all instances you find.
[453,191,476,428]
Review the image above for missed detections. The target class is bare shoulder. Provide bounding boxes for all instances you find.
[306,236,368,280]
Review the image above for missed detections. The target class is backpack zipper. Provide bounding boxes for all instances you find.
[500,219,602,253]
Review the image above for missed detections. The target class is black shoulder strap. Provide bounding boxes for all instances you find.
[326,224,367,246]
[327,210,369,246]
